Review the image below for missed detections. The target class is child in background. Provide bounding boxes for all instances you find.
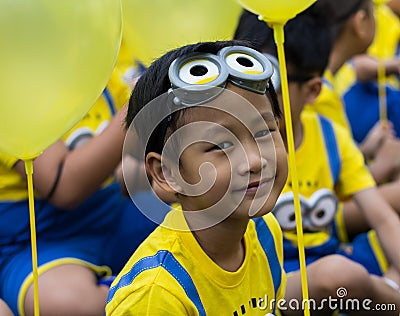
[106,40,288,315]
[0,68,158,316]
[335,0,400,186]
[309,0,399,187]
[311,0,375,130]
[338,0,400,94]
[311,0,398,163]
[234,4,400,315]
[348,4,400,87]
[312,0,400,237]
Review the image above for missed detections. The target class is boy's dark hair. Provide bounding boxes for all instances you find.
[234,2,335,80]
[126,40,281,155]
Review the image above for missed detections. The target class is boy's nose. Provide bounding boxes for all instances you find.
[237,144,267,175]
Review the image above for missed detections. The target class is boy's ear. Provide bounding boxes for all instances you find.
[304,77,322,104]
[146,152,182,194]
[352,9,370,41]
[275,118,281,130]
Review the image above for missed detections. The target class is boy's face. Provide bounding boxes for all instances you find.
[165,83,287,224]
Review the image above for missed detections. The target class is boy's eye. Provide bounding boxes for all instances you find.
[216,141,233,150]
[209,141,233,151]
[254,129,271,138]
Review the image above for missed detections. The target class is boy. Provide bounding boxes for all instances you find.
[106,40,289,315]
[234,5,400,315]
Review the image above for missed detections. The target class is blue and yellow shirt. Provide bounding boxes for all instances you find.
[106,209,286,315]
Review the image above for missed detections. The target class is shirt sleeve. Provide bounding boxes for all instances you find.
[335,123,375,199]
[107,284,191,316]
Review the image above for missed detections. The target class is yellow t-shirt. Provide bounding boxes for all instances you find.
[284,111,375,199]
[307,70,352,134]
[278,111,375,252]
[0,154,26,200]
[114,39,146,87]
[106,210,286,315]
[333,62,357,99]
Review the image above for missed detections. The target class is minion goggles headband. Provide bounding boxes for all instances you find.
[168,46,274,107]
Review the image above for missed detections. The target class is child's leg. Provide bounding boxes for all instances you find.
[24,264,109,316]
[384,266,400,290]
[282,255,400,316]
[368,274,400,315]
[0,299,13,316]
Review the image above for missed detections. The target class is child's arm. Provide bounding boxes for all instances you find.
[353,187,400,274]
[353,54,400,82]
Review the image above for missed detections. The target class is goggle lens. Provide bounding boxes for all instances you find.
[179,59,220,85]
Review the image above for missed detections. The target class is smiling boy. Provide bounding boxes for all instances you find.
[105,40,288,315]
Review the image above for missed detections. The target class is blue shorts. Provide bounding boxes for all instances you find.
[337,230,387,276]
[0,183,166,315]
[284,230,386,276]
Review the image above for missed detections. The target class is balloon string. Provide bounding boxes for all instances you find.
[376,3,387,128]
[24,159,40,316]
[378,60,387,126]
[273,24,311,316]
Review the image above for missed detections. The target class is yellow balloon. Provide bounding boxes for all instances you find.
[237,0,316,24]
[122,0,243,66]
[0,1,122,160]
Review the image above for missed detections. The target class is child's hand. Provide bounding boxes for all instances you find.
[360,120,395,161]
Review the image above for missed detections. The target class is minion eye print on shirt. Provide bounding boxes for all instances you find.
[273,188,338,232]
